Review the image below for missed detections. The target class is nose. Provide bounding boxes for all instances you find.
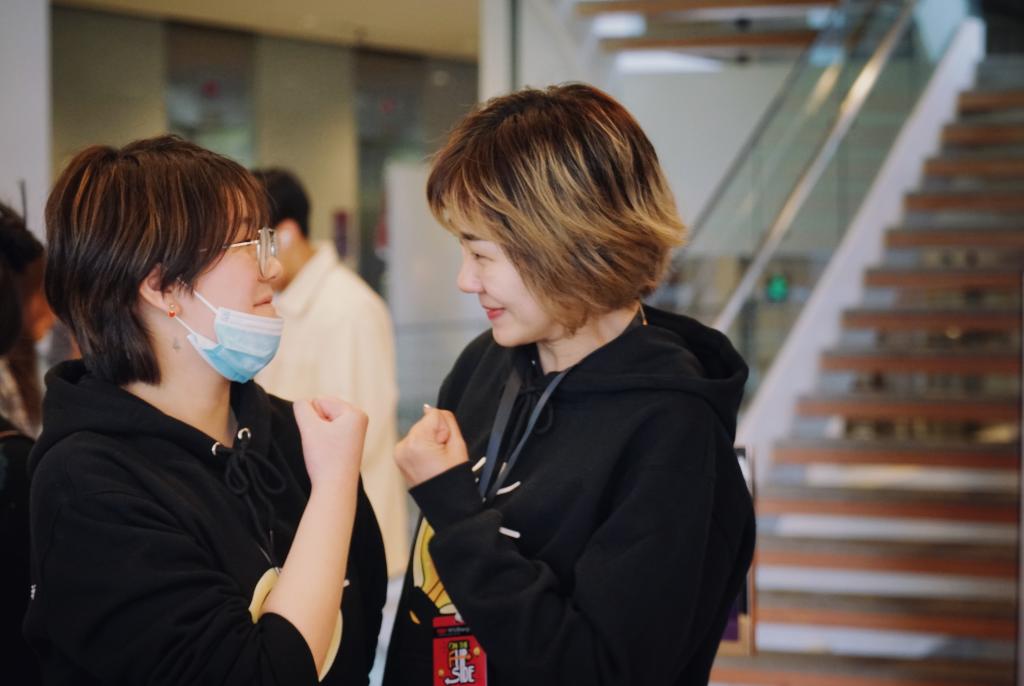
[262,254,283,282]
[456,249,480,294]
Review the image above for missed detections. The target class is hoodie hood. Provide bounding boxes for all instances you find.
[29,360,273,477]
[30,360,287,564]
[513,305,748,438]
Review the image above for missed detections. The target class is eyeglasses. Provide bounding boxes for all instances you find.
[224,227,277,278]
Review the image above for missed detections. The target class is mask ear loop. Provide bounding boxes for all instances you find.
[171,279,218,338]
[171,311,202,338]
[190,289,220,315]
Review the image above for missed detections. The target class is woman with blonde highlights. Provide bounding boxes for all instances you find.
[384,84,755,686]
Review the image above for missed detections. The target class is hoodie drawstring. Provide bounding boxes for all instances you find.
[213,427,286,567]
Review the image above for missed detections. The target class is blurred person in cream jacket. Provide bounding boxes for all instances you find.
[255,168,409,577]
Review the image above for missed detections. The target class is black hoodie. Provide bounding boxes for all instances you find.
[383,306,755,686]
[24,361,386,685]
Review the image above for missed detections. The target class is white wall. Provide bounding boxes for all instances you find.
[479,0,514,99]
[51,8,166,177]
[254,36,358,245]
[518,0,603,90]
[386,161,483,416]
[478,0,795,227]
[0,0,50,237]
[617,65,793,225]
[386,161,479,328]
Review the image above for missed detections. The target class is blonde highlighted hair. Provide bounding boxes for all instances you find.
[427,83,685,330]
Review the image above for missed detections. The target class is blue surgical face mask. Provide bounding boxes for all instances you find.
[173,290,284,383]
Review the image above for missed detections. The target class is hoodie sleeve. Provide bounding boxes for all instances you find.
[27,450,320,686]
[411,399,744,686]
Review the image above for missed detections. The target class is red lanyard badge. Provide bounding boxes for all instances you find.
[433,615,487,685]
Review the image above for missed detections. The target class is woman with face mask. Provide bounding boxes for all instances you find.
[25,136,386,685]
[383,85,756,686]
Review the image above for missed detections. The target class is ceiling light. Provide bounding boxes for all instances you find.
[592,13,646,39]
[615,51,723,74]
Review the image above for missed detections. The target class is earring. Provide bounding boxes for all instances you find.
[168,304,182,350]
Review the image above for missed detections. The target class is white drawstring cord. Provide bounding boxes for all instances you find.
[495,481,521,496]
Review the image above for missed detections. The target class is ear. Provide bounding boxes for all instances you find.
[137,265,176,314]
[274,219,304,250]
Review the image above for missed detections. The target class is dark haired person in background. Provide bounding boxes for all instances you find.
[0,203,52,437]
[25,136,386,685]
[0,202,48,685]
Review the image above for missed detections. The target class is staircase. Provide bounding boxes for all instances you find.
[577,0,836,62]
[712,56,1024,685]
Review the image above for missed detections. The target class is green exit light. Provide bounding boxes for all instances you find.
[765,273,790,303]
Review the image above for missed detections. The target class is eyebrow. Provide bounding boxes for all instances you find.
[459,232,482,242]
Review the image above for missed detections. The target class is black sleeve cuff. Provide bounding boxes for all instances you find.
[410,462,486,532]
[259,612,319,684]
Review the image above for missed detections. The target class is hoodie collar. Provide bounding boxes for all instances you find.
[30,360,273,475]
[504,305,747,438]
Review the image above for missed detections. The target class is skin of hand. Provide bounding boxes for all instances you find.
[260,396,366,674]
[293,396,367,487]
[395,406,469,488]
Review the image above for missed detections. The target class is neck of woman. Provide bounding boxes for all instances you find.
[536,303,641,374]
[124,365,236,445]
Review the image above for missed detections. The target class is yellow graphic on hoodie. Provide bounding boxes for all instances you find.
[412,520,456,617]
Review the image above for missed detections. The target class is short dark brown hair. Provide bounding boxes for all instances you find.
[252,168,310,237]
[45,135,268,385]
[427,83,685,331]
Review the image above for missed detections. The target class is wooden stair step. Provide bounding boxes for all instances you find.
[757,590,1016,639]
[757,535,1018,578]
[842,307,1021,332]
[713,651,1014,686]
[924,157,1024,178]
[577,0,837,17]
[774,438,1020,470]
[820,348,1020,374]
[943,123,1024,146]
[959,89,1024,114]
[905,191,1024,212]
[886,226,1024,248]
[600,29,816,51]
[864,267,1022,290]
[795,392,1019,422]
[759,482,1019,523]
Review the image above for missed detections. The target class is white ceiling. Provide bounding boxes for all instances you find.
[56,0,480,59]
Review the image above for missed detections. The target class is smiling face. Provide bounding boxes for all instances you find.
[456,234,564,348]
[179,224,282,337]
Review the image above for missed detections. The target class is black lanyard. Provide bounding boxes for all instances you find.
[477,364,569,501]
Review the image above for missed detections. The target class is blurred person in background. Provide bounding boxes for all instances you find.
[0,202,53,437]
[0,202,50,685]
[253,168,409,579]
[25,136,386,685]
